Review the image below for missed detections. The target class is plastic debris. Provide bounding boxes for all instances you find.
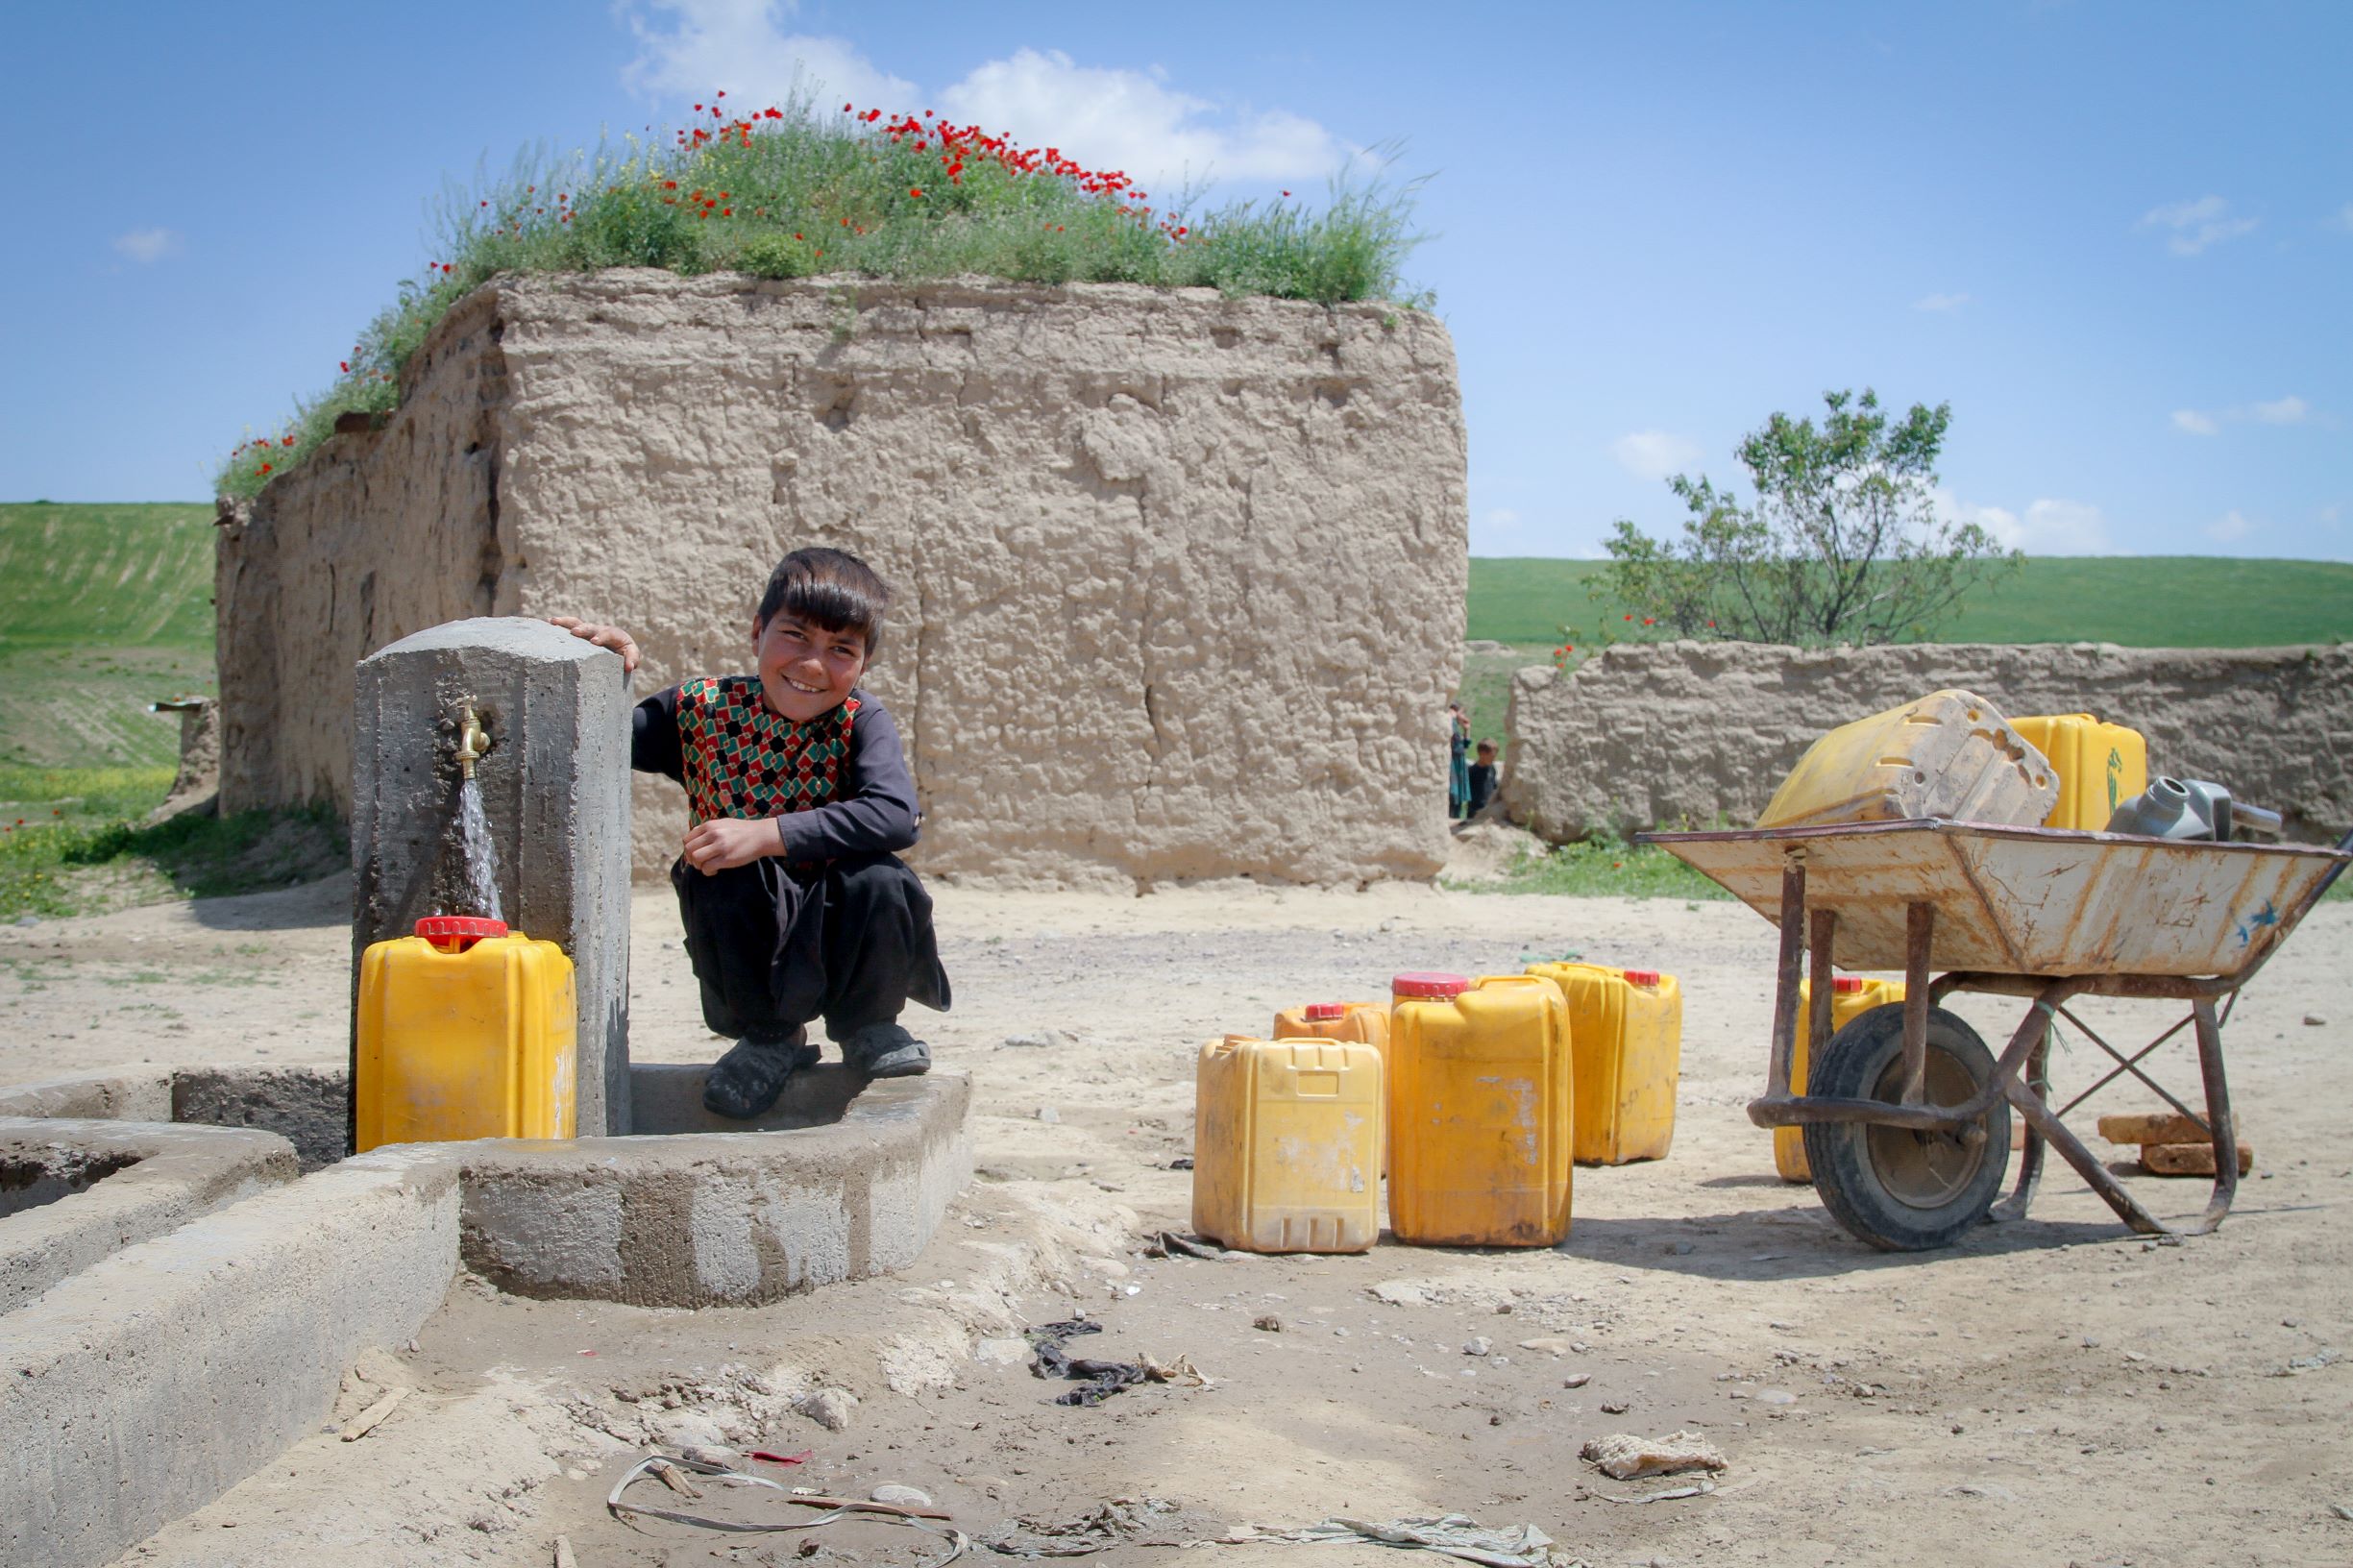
[1026,1319,1206,1407]
[608,1453,965,1563]
[1581,1431,1728,1481]
[1231,1513,1564,1567]
[983,1496,1196,1557]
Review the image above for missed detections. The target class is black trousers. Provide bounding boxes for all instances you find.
[672,851,951,1045]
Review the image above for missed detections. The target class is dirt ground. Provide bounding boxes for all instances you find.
[5,854,2351,1567]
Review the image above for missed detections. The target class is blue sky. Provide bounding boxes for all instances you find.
[5,1,2347,560]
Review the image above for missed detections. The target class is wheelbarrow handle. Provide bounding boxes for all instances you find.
[2318,822,2353,905]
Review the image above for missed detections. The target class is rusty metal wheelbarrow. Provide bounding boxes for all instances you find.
[1639,819,2352,1250]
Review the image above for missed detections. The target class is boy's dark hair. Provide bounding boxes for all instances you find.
[756,547,891,655]
[1477,739,1497,752]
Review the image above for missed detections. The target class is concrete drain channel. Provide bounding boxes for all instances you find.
[0,1061,971,1568]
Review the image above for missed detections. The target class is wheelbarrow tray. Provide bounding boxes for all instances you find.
[1644,819,2345,981]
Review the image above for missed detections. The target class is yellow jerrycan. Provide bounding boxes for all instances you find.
[1191,1036,1383,1253]
[1757,689,2057,829]
[1272,1000,1390,1052]
[2009,713,2148,831]
[1272,1003,1393,1169]
[355,916,577,1152]
[1776,975,1905,1182]
[1526,962,1682,1164]
[1388,973,1574,1247]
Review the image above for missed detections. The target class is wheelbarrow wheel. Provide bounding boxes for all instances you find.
[1802,1004,2010,1252]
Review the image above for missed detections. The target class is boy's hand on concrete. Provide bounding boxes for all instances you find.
[682,818,779,874]
[546,615,642,675]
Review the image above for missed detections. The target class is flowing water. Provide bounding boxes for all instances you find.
[453,775,502,921]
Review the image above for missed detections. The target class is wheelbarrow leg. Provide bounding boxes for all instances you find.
[2002,988,2171,1237]
[1900,903,1935,1103]
[1991,1027,2049,1224]
[2172,997,2239,1237]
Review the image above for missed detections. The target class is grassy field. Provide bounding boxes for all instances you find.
[1467,555,2353,649]
[0,503,348,919]
[0,502,217,771]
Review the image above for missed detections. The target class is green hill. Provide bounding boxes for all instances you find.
[1468,555,2353,649]
[0,502,216,770]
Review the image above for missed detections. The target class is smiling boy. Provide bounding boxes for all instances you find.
[551,547,949,1118]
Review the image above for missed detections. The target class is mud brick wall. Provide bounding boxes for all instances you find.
[218,273,1468,888]
[1502,640,2353,845]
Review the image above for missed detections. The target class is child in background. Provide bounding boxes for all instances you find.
[551,548,949,1118]
[1467,739,1500,816]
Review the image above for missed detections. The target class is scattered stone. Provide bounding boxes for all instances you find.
[1036,1107,1062,1124]
[1601,1400,1630,1414]
[1581,1430,1728,1481]
[679,1444,742,1469]
[1254,1314,1284,1333]
[1371,1282,1430,1308]
[1463,1337,1492,1357]
[2305,1015,2326,1027]
[1664,1240,1695,1256]
[794,1387,859,1433]
[1755,1389,1797,1407]
[650,1409,730,1451]
[1518,1336,1575,1356]
[1564,1373,1592,1389]
[1948,1482,2021,1503]
[2141,1141,2255,1177]
[12,915,37,927]
[871,1484,934,1507]
[974,1337,1029,1365]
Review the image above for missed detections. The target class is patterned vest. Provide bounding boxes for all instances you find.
[676,676,859,826]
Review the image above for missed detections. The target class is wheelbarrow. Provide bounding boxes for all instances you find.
[1638,818,2352,1250]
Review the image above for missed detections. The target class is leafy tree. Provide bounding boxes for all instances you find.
[1597,389,2019,648]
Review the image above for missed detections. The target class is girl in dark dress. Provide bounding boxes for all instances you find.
[551,548,949,1118]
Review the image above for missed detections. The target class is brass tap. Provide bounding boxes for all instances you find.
[456,703,491,780]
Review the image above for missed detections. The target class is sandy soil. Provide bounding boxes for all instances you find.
[5,864,2350,1566]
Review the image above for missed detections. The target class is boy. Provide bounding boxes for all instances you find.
[1466,739,1500,816]
[551,548,949,1119]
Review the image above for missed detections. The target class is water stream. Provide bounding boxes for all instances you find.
[453,774,503,921]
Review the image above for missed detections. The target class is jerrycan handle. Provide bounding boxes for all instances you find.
[415,915,508,953]
[1476,974,1554,990]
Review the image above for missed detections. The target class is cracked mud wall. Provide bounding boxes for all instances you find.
[1503,639,2353,845]
[220,272,1468,887]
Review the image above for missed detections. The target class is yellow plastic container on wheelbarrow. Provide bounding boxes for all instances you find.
[2009,713,2147,832]
[355,916,576,1152]
[1776,976,1905,1182]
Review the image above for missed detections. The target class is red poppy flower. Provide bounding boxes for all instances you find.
[258,462,272,474]
[1623,614,1634,621]
[909,186,923,198]
[339,361,350,373]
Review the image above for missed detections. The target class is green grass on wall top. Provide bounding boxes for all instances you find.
[1467,555,2353,650]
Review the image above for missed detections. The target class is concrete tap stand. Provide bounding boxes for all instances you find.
[352,616,633,1139]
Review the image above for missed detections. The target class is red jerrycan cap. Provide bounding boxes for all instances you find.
[1392,971,1471,999]
[1832,976,1867,994]
[1303,1003,1350,1021]
[415,915,508,951]
[1623,968,1662,987]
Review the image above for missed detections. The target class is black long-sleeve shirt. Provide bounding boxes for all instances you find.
[631,682,920,863]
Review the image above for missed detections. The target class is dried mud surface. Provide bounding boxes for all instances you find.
[2,867,2347,1566]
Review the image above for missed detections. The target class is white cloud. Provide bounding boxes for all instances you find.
[936,49,1340,193]
[1913,292,1971,312]
[2208,509,2254,544]
[1934,488,2114,555]
[2138,195,2258,256]
[1610,430,1703,481]
[112,228,181,263]
[620,0,915,114]
[2252,395,2310,425]
[2171,408,2218,436]
[617,13,1341,196]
